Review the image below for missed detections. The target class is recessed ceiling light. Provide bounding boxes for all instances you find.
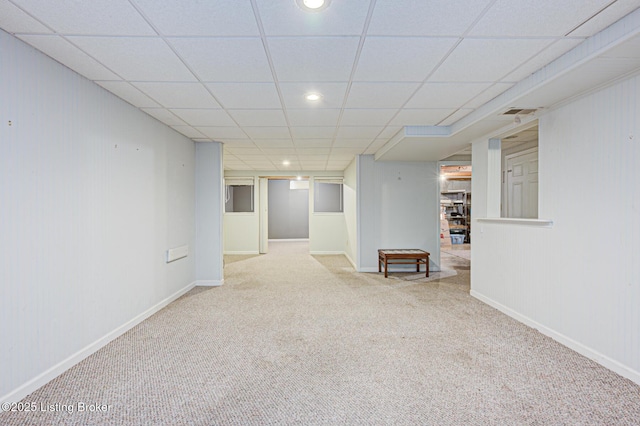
[304,92,322,102]
[296,0,331,12]
[282,160,291,166]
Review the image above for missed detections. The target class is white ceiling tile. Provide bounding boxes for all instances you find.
[70,36,196,81]
[97,81,160,108]
[438,109,474,126]
[228,110,287,127]
[12,0,155,35]
[291,127,336,139]
[345,82,420,108]
[268,36,360,81]
[501,39,586,82]
[195,126,247,140]
[333,139,373,148]
[171,125,205,138]
[133,83,220,109]
[255,0,370,36]
[261,148,298,156]
[331,147,365,156]
[134,0,259,36]
[278,162,302,170]
[335,126,384,139]
[253,139,295,148]
[244,160,277,167]
[140,108,186,126]
[294,139,333,148]
[570,0,640,37]
[224,147,263,155]
[220,139,257,148]
[368,0,494,36]
[326,162,352,171]
[224,164,252,170]
[406,83,491,108]
[300,161,328,167]
[243,127,291,139]
[170,109,236,127]
[297,148,331,155]
[227,154,267,162]
[389,109,455,126]
[464,83,515,108]
[340,109,398,126]
[18,35,120,80]
[365,138,391,154]
[206,83,282,109]
[469,0,617,37]
[429,38,554,82]
[0,1,51,33]
[354,37,458,81]
[279,82,348,109]
[169,37,273,82]
[378,126,403,139]
[287,109,341,126]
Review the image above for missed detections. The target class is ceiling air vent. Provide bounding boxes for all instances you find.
[503,108,537,115]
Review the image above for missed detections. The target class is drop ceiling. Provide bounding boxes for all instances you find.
[1,0,640,171]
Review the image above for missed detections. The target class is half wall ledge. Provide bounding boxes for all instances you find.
[476,218,554,227]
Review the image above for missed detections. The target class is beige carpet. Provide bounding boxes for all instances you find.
[2,241,640,425]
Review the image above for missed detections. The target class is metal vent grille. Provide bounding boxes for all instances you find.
[503,108,537,115]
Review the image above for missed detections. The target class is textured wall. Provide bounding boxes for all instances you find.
[0,30,196,401]
[471,74,640,384]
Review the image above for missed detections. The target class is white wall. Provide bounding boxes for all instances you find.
[0,31,196,402]
[471,73,640,384]
[309,176,346,254]
[357,156,441,272]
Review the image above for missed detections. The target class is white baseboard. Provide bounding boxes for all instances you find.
[195,280,223,287]
[470,290,640,386]
[344,253,357,270]
[1,281,196,405]
[268,238,309,242]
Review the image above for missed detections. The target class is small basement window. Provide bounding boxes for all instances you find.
[314,177,343,213]
[224,177,254,213]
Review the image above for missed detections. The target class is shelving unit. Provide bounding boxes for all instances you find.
[440,190,471,243]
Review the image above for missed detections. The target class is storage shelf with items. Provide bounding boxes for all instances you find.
[440,190,471,244]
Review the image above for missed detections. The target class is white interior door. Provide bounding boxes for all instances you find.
[259,177,269,253]
[506,149,538,218]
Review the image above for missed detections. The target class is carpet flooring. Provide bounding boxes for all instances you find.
[2,241,639,425]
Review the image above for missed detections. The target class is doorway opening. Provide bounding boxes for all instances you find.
[439,163,472,269]
[259,176,310,255]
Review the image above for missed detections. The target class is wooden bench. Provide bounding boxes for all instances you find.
[378,249,430,278]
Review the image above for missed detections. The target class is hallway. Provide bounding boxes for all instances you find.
[3,243,639,425]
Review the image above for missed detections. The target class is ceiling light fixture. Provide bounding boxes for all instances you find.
[283,160,291,166]
[304,92,322,102]
[296,0,331,12]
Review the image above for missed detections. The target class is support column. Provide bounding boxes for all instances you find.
[195,142,224,286]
